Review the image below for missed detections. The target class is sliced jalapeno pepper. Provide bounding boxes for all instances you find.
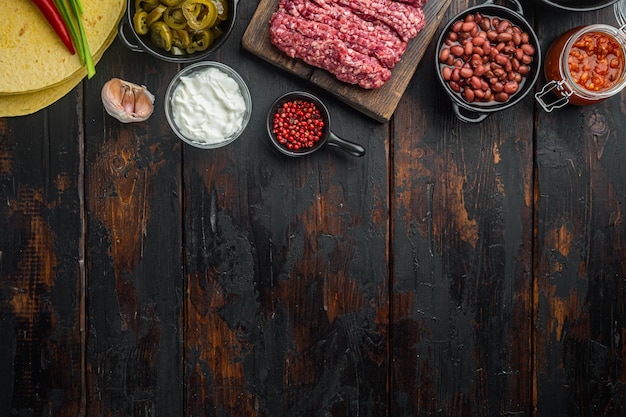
[135,0,160,12]
[182,0,217,30]
[145,4,167,26]
[186,29,213,53]
[211,0,228,21]
[172,29,192,49]
[133,11,150,35]
[164,7,188,30]
[150,21,173,51]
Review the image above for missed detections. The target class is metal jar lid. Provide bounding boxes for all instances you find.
[616,0,626,28]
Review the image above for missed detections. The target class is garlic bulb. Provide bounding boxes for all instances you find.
[101,78,155,123]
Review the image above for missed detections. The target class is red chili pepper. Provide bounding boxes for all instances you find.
[31,0,76,55]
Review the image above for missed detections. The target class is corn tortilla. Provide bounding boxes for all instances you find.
[0,23,118,117]
[0,0,125,95]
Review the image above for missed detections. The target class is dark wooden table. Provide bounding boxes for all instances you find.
[2,1,625,416]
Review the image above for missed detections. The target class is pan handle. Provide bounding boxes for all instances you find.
[485,0,524,15]
[452,103,489,123]
[118,14,145,53]
[326,132,366,157]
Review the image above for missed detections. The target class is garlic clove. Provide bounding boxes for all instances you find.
[102,78,155,123]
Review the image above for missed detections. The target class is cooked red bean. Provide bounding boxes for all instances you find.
[438,11,536,105]
[450,45,464,56]
[495,54,509,66]
[495,92,509,102]
[464,41,474,55]
[451,68,461,82]
[497,20,510,33]
[521,32,529,43]
[460,67,473,78]
[472,36,485,46]
[521,43,535,55]
[439,48,450,62]
[470,76,482,89]
[504,82,519,94]
[461,21,476,32]
[497,32,513,42]
[479,17,491,31]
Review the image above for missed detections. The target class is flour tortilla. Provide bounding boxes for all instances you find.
[0,0,125,95]
[0,23,118,117]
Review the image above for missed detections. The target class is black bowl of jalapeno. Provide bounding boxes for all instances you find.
[118,0,239,63]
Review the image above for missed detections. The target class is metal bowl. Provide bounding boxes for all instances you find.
[435,0,542,123]
[118,0,239,63]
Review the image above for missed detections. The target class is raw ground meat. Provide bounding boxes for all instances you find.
[269,0,427,88]
[279,0,407,68]
[269,11,391,89]
[394,0,427,7]
[329,0,426,41]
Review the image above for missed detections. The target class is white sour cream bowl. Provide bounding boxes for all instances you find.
[165,62,252,149]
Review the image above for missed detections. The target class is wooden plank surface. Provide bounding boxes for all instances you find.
[82,41,185,416]
[390,0,535,413]
[241,0,452,122]
[2,0,626,416]
[0,91,85,416]
[184,1,390,413]
[533,4,626,416]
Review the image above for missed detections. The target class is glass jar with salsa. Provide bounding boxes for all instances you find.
[535,3,626,111]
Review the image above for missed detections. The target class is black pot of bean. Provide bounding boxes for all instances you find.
[435,0,542,123]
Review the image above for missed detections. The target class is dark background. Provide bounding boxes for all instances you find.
[1,0,625,416]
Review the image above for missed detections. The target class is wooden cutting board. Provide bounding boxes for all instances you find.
[241,0,452,122]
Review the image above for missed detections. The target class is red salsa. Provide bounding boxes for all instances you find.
[568,31,624,92]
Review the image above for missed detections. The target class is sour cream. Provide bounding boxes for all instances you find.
[170,66,248,145]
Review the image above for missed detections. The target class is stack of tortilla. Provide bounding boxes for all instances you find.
[0,0,125,117]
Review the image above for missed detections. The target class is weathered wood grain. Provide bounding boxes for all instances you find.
[82,41,184,416]
[534,5,626,416]
[2,0,626,416]
[183,1,390,415]
[390,0,535,414]
[0,90,85,416]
